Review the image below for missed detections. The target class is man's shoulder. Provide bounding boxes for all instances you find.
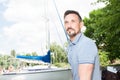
[80,34,98,51]
[81,34,95,44]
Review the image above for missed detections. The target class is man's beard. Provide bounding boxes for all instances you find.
[67,28,76,37]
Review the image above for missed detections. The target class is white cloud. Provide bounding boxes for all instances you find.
[4,0,45,22]
[0,0,7,4]
[2,22,48,54]
[0,0,105,55]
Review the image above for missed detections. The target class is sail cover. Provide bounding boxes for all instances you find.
[16,50,51,63]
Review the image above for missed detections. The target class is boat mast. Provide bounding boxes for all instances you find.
[44,0,51,67]
[44,0,50,51]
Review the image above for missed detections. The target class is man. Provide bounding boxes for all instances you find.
[64,10,101,80]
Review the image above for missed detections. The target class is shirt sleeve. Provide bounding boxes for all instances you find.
[77,40,98,64]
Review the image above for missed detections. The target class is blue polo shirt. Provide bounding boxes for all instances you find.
[67,33,101,80]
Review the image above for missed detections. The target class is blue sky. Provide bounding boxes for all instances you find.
[0,0,105,55]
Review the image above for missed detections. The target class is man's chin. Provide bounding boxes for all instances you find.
[68,33,76,37]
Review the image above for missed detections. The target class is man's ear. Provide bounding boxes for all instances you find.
[80,21,84,28]
[80,22,86,33]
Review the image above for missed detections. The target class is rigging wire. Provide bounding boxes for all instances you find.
[53,0,69,42]
[49,17,64,47]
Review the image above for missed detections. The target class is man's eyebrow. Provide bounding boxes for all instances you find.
[64,20,68,23]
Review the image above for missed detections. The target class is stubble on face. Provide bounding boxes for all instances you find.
[67,27,76,37]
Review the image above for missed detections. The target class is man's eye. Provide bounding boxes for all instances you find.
[65,21,68,24]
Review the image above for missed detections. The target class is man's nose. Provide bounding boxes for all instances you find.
[67,22,72,28]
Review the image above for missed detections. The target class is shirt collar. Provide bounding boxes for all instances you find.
[69,32,82,45]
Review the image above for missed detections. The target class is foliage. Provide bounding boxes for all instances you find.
[0,54,16,69]
[54,63,70,68]
[11,49,16,57]
[99,50,110,66]
[50,42,68,64]
[84,0,120,63]
[31,52,38,56]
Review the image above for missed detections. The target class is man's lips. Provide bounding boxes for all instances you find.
[67,28,74,31]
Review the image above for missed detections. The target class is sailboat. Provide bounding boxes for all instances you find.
[0,49,72,80]
[0,55,72,80]
[0,0,72,80]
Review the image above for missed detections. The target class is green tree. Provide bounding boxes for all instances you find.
[31,52,38,56]
[84,0,120,63]
[50,42,68,64]
[11,49,16,57]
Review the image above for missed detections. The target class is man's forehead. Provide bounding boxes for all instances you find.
[64,14,79,20]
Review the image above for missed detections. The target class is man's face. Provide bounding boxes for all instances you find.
[64,13,82,38]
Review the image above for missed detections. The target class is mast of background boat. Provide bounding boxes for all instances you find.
[44,0,51,68]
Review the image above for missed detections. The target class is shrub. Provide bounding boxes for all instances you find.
[99,50,110,66]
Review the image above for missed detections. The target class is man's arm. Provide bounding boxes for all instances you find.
[78,64,94,80]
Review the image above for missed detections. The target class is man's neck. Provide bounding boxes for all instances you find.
[70,32,81,42]
[70,36,75,42]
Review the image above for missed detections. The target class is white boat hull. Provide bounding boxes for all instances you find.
[0,68,72,80]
